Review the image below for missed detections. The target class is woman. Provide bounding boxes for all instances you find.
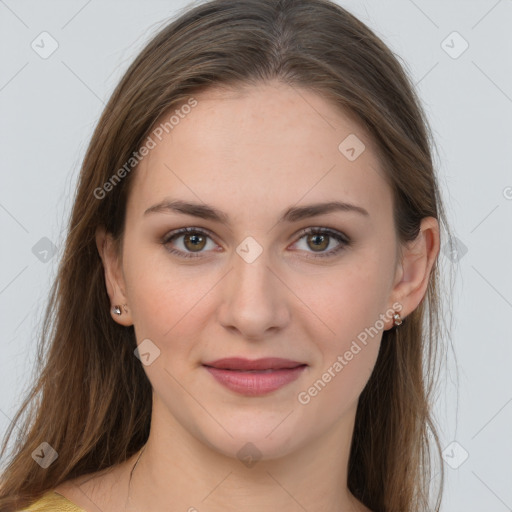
[0,0,454,510]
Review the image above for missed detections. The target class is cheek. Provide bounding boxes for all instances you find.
[296,257,388,399]
[295,252,390,336]
[128,270,214,340]
[298,286,384,418]
[296,340,380,427]
[123,244,223,364]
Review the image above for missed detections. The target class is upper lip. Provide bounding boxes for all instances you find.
[203,357,306,371]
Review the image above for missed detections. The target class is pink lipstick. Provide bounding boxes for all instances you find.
[202,357,307,396]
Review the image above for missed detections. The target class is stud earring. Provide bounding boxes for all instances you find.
[393,311,403,326]
[112,305,122,316]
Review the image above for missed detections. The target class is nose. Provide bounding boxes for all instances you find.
[216,250,291,341]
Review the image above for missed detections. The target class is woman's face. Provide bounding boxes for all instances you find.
[104,81,405,460]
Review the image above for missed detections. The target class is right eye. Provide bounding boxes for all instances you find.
[161,227,220,259]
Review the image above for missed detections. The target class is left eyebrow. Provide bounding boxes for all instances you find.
[143,199,369,225]
[282,201,369,222]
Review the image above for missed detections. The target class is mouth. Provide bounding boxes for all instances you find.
[202,358,308,396]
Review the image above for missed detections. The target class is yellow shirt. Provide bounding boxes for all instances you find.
[21,491,84,511]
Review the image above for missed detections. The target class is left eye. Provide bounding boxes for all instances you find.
[291,228,349,258]
[162,227,350,259]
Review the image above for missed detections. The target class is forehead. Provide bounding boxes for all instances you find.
[128,81,392,223]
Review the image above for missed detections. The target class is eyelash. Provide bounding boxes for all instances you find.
[161,227,351,260]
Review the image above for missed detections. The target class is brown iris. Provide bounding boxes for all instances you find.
[307,233,329,251]
[183,232,207,252]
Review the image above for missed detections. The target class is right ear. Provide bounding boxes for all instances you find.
[95,225,133,326]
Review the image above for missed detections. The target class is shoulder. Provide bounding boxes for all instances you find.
[49,459,133,512]
[19,490,85,511]
[23,454,137,512]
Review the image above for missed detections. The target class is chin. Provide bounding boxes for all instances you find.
[196,420,307,464]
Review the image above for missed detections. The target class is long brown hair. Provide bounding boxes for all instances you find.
[0,1,455,510]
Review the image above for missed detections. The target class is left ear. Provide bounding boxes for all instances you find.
[386,216,440,329]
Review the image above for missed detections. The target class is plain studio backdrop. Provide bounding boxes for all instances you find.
[0,1,511,510]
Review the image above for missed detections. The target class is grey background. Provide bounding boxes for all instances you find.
[1,0,511,510]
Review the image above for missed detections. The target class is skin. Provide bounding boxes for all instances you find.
[55,80,439,512]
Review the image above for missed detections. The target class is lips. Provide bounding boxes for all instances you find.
[202,358,308,395]
[202,357,306,371]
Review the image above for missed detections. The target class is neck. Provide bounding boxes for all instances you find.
[126,398,366,512]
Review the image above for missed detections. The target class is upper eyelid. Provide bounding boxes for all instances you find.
[163,226,217,243]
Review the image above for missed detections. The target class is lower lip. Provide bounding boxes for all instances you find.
[203,365,307,396]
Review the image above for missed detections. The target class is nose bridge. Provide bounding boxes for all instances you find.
[217,243,289,338]
[232,247,273,301]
